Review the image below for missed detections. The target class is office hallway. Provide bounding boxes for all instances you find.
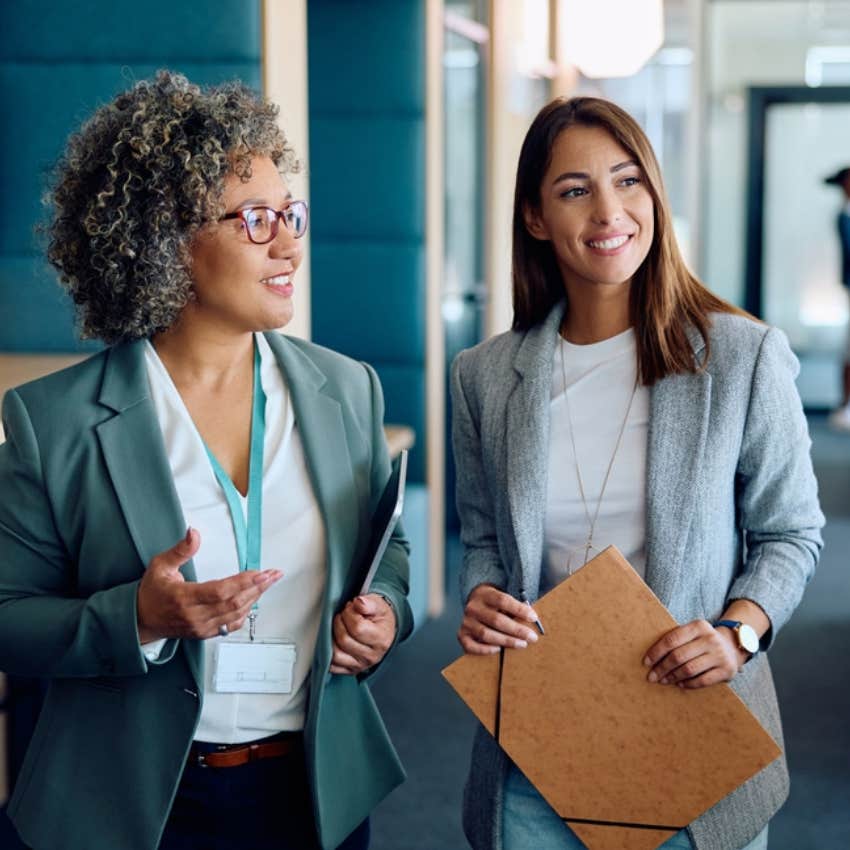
[370,415,850,850]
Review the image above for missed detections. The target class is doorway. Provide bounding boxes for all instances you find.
[745,85,850,408]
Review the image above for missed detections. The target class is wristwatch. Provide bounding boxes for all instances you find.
[712,619,759,658]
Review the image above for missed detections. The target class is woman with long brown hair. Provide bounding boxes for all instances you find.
[451,97,822,850]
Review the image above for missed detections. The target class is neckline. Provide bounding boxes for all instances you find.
[558,327,635,358]
[144,334,269,501]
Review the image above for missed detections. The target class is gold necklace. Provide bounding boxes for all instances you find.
[559,340,638,574]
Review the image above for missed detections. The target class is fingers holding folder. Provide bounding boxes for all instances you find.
[459,584,542,654]
[443,547,782,850]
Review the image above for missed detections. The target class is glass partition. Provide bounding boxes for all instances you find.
[705,0,850,407]
[763,100,850,407]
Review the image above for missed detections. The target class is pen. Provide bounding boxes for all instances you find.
[520,590,545,636]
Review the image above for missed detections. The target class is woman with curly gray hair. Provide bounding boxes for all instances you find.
[0,70,411,850]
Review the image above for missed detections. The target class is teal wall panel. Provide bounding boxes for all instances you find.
[373,365,426,471]
[310,241,426,362]
[0,257,83,352]
[307,0,424,114]
[2,1,260,61]
[0,1,262,352]
[309,117,425,239]
[308,0,427,488]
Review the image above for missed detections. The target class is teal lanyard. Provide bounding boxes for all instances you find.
[203,338,266,609]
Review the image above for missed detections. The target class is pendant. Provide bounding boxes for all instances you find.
[566,537,597,578]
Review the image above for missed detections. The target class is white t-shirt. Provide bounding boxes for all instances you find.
[144,334,326,742]
[544,329,649,592]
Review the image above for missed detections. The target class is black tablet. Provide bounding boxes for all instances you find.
[357,449,408,596]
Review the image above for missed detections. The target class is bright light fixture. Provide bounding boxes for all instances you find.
[560,0,664,79]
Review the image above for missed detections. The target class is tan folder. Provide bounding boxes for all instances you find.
[442,546,781,850]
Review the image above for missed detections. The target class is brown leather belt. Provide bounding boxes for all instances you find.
[189,734,299,768]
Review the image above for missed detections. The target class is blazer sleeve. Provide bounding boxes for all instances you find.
[451,349,509,604]
[359,362,414,650]
[728,327,824,648]
[0,389,150,678]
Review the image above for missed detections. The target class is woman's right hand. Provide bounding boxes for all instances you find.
[136,527,283,642]
[458,584,541,655]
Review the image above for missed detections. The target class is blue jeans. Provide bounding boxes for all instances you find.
[502,764,768,850]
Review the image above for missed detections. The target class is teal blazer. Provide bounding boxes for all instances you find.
[0,332,413,850]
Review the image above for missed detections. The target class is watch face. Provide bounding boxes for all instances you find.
[737,623,760,654]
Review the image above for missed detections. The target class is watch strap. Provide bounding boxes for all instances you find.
[712,619,758,660]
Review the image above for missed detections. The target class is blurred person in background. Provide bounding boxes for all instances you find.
[451,96,823,850]
[824,166,850,431]
[0,70,411,850]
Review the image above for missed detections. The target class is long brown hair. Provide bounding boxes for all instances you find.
[512,96,747,385]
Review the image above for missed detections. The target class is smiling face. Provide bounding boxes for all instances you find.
[525,124,654,300]
[187,155,303,336]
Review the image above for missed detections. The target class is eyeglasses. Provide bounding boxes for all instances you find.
[220,200,309,244]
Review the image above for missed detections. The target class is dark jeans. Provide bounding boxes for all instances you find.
[158,736,369,850]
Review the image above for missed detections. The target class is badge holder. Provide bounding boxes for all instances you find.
[205,342,297,695]
[214,642,296,698]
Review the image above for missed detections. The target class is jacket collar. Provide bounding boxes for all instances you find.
[512,301,566,381]
[261,332,359,616]
[513,301,708,367]
[96,341,187,579]
[95,334,356,685]
[97,340,150,413]
[94,341,202,686]
[505,303,565,596]
[644,325,711,603]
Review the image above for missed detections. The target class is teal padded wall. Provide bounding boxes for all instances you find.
[0,0,262,352]
[307,0,427,486]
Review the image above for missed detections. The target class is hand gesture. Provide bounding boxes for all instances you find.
[458,584,540,655]
[136,527,282,642]
[330,594,397,675]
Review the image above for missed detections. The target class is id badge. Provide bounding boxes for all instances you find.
[213,640,296,694]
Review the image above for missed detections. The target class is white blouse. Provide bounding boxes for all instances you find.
[144,334,326,743]
[544,329,649,592]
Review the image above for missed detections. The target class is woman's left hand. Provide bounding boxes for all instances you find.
[330,594,397,675]
[643,619,747,689]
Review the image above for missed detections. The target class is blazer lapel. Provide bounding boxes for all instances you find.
[263,334,359,660]
[95,341,203,689]
[505,305,564,598]
[644,329,711,606]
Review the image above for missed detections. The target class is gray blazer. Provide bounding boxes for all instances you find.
[450,303,823,850]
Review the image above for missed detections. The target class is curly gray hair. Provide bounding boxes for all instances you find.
[47,69,297,343]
